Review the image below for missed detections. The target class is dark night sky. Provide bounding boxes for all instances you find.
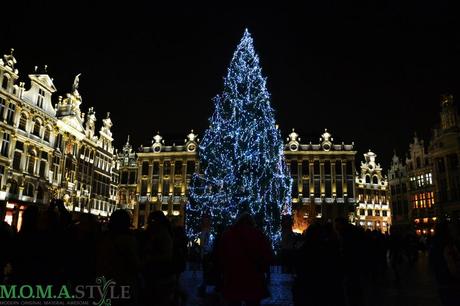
[2,1,458,169]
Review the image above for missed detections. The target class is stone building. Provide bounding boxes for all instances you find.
[387,95,460,236]
[429,94,460,221]
[284,129,357,233]
[355,151,391,233]
[0,49,119,229]
[407,135,435,235]
[388,136,435,236]
[135,131,199,228]
[117,136,138,213]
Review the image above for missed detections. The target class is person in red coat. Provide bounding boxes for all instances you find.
[218,212,274,306]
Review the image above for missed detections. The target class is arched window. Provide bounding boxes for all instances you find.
[372,176,379,184]
[365,175,371,184]
[44,126,51,142]
[416,157,421,168]
[2,76,9,89]
[24,182,34,197]
[33,119,42,136]
[19,113,27,131]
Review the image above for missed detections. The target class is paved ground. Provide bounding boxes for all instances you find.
[180,252,443,306]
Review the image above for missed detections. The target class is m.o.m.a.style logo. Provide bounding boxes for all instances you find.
[0,277,130,306]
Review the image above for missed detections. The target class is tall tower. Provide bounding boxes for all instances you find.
[440,94,458,131]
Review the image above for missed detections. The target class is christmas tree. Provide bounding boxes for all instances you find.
[187,29,292,242]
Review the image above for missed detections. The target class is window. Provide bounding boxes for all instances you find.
[335,161,342,175]
[151,180,159,196]
[175,161,183,175]
[325,180,331,197]
[2,76,8,89]
[347,180,354,197]
[336,180,343,197]
[372,176,378,184]
[164,161,171,176]
[121,171,128,184]
[324,161,331,175]
[292,180,298,197]
[55,134,63,150]
[129,171,136,184]
[416,157,421,169]
[37,88,45,108]
[153,162,160,175]
[346,161,353,175]
[0,97,5,118]
[302,160,309,176]
[28,155,35,174]
[142,161,149,175]
[39,160,46,177]
[302,181,309,196]
[290,161,298,175]
[9,180,18,196]
[163,180,170,195]
[382,210,388,217]
[19,114,27,131]
[367,209,373,216]
[6,103,15,125]
[13,151,21,170]
[314,180,320,197]
[360,209,365,215]
[1,133,10,157]
[44,127,50,142]
[24,183,34,197]
[365,175,370,184]
[313,161,320,176]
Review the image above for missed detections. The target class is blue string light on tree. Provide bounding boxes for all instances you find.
[186,29,292,244]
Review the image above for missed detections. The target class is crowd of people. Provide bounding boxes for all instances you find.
[0,200,188,306]
[1,200,460,306]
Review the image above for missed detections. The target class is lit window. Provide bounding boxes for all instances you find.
[6,103,15,125]
[19,114,27,130]
[1,132,10,157]
[44,127,51,142]
[0,97,6,118]
[33,119,41,136]
[2,76,9,89]
[37,88,45,108]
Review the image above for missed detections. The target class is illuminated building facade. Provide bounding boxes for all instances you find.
[406,135,435,235]
[284,129,357,233]
[130,128,358,231]
[0,49,119,229]
[387,96,460,236]
[355,151,391,233]
[388,136,435,235]
[135,131,199,228]
[430,94,460,220]
[117,136,138,212]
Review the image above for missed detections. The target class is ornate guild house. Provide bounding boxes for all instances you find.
[284,129,357,233]
[134,131,199,228]
[0,49,119,229]
[355,151,391,232]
